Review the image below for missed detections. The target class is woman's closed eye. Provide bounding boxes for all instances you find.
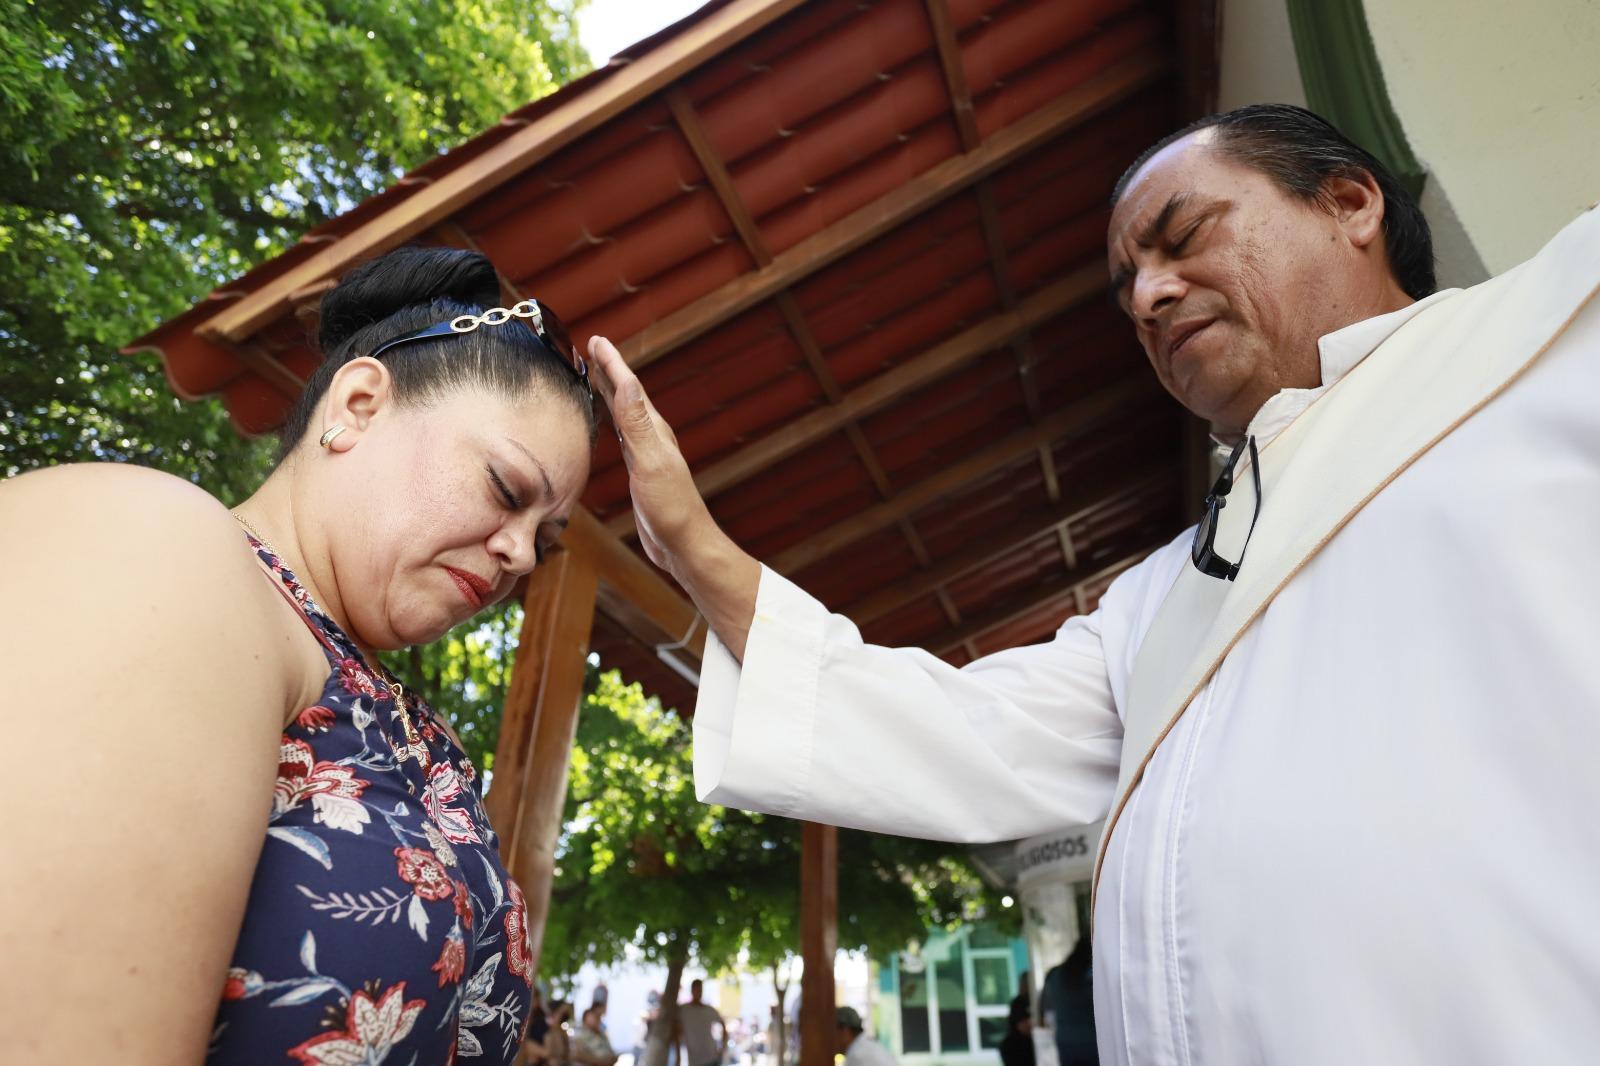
[488,465,523,510]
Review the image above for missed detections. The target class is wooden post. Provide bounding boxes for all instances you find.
[799,822,838,1066]
[484,544,599,976]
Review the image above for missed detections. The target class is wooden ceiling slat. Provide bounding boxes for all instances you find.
[768,375,1155,575]
[665,84,774,270]
[619,47,1167,370]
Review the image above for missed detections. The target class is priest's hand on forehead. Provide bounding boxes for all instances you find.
[587,334,761,662]
[586,335,711,576]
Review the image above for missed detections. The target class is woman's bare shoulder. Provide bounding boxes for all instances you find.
[1,461,248,570]
[0,462,300,673]
[3,459,231,515]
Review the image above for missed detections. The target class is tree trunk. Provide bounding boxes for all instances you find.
[642,938,690,1066]
[771,962,790,1066]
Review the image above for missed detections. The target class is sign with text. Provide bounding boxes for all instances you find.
[1015,822,1103,886]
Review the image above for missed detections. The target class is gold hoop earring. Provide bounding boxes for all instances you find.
[319,425,347,449]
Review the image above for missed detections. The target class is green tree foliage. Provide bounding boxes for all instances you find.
[0,0,589,499]
[540,671,1011,989]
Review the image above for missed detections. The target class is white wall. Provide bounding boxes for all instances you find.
[1366,0,1600,274]
[1215,0,1600,288]
[1216,0,1308,111]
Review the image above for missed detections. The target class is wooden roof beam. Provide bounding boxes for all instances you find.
[620,47,1166,370]
[923,0,980,152]
[842,466,1172,626]
[765,375,1157,574]
[563,507,705,667]
[231,341,307,399]
[666,85,773,269]
[197,0,812,344]
[930,542,1163,655]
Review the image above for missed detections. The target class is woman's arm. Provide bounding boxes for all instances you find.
[0,465,306,1063]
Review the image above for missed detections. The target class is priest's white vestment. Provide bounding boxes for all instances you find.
[693,205,1600,1064]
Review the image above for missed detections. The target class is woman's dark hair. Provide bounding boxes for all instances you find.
[1112,103,1436,300]
[277,245,597,458]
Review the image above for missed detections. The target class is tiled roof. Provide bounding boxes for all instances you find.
[127,0,1209,711]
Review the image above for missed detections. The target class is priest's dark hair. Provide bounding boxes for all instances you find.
[277,245,597,459]
[1113,103,1436,301]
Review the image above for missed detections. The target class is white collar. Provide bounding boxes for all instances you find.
[1216,288,1463,456]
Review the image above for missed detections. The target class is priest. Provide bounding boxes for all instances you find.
[586,104,1600,1065]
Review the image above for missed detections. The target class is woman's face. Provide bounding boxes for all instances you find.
[322,380,592,649]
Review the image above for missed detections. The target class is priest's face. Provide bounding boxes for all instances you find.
[1108,130,1387,433]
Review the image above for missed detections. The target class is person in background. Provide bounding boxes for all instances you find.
[1008,973,1030,1023]
[574,1005,620,1066]
[521,986,552,1065]
[546,1000,575,1066]
[833,1007,896,1066]
[675,979,727,1066]
[1039,939,1096,1066]
[999,1002,1036,1066]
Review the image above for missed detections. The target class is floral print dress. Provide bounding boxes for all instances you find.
[209,535,534,1064]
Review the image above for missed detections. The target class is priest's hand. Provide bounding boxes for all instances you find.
[588,335,761,660]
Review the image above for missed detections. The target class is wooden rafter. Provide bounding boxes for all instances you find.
[605,261,1107,538]
[922,0,980,151]
[921,0,1065,521]
[665,86,772,269]
[564,507,706,666]
[766,376,1157,574]
[619,49,1166,371]
[433,221,533,305]
[197,0,813,344]
[230,341,307,398]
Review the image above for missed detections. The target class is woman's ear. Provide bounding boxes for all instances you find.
[319,357,395,450]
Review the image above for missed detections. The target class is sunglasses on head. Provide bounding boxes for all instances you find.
[366,298,589,393]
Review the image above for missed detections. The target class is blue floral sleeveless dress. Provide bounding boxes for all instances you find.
[209,534,534,1064]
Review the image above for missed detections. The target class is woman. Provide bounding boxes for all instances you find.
[545,999,576,1066]
[523,985,552,1065]
[3,247,597,1062]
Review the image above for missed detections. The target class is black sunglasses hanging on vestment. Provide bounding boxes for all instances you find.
[1192,434,1261,581]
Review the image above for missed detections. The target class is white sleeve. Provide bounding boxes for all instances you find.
[693,563,1143,843]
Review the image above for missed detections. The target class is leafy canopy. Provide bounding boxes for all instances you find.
[1,0,588,499]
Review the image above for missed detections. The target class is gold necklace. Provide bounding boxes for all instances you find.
[232,512,430,774]
[231,510,276,555]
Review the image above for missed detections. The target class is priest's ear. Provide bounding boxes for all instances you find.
[1321,169,1387,252]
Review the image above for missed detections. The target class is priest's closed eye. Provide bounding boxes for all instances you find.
[1171,220,1203,253]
